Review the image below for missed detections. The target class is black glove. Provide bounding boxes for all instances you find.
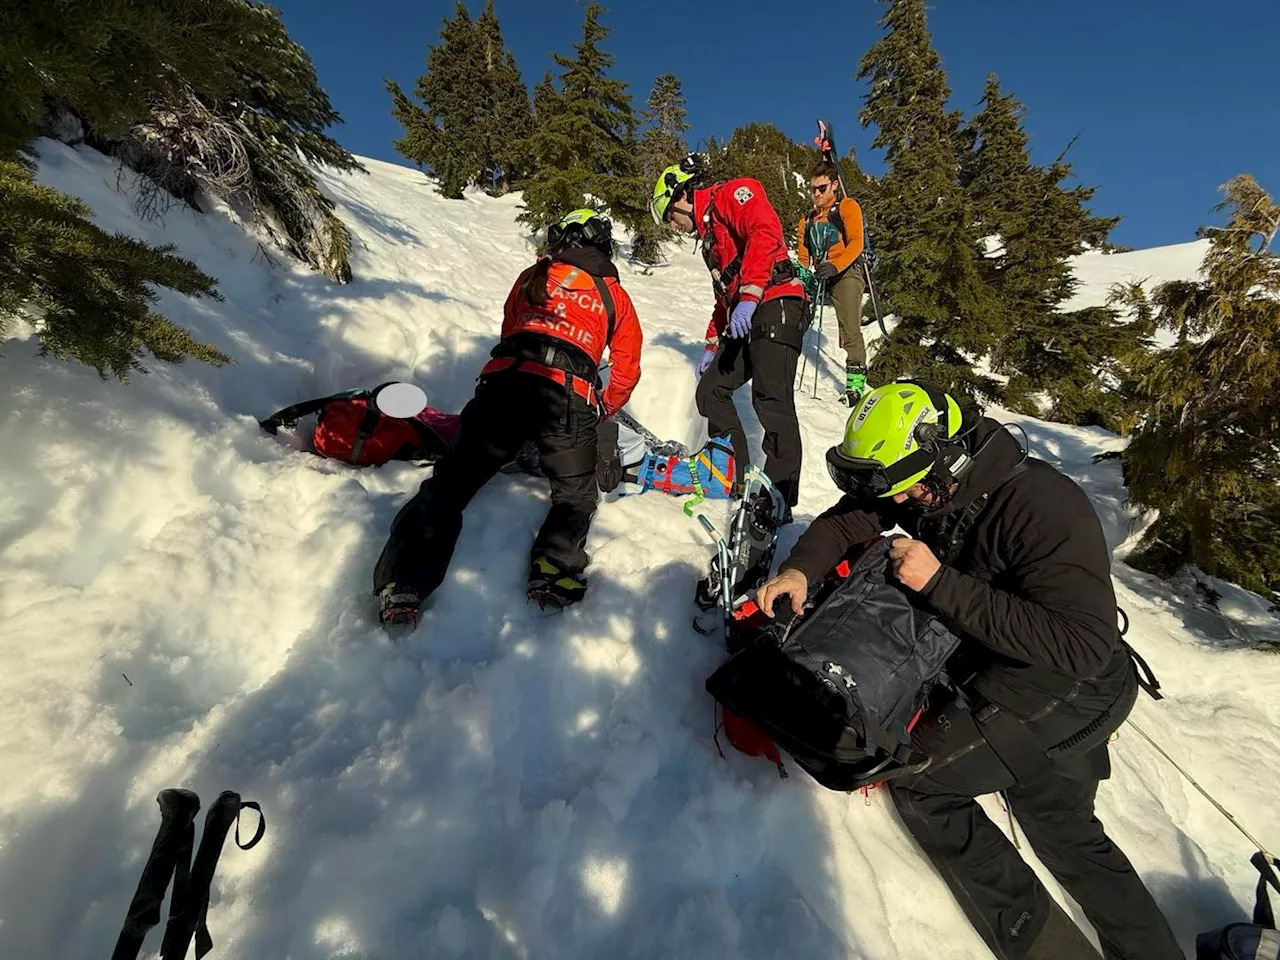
[813,261,839,282]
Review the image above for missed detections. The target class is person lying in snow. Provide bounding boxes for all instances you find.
[259,387,736,501]
[755,380,1181,960]
[372,208,643,624]
[258,383,458,466]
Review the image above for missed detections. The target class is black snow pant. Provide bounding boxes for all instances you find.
[888,649,1181,960]
[373,369,599,599]
[695,300,804,507]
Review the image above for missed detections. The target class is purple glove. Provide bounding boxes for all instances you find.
[727,299,757,339]
[695,346,716,377]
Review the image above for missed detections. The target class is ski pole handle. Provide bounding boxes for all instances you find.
[112,789,201,960]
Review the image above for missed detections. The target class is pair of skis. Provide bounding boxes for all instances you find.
[691,466,788,643]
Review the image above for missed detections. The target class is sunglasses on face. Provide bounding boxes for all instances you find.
[810,183,831,194]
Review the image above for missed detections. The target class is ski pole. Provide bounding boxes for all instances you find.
[862,259,888,339]
[112,790,201,960]
[809,296,826,400]
[159,791,265,960]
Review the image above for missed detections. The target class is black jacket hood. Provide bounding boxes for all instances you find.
[553,244,618,280]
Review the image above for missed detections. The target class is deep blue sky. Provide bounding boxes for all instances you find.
[274,0,1277,249]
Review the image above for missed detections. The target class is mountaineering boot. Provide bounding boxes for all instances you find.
[378,583,422,628]
[527,556,587,610]
[1024,901,1102,960]
[845,368,868,408]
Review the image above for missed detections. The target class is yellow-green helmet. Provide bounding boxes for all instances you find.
[548,207,612,253]
[826,380,966,498]
[650,163,697,224]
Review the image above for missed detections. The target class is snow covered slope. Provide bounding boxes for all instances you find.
[1063,240,1210,313]
[1,140,1276,960]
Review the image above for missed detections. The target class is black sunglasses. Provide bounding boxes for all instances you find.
[810,183,832,194]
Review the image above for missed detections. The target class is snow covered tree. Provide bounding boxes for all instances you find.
[703,123,816,243]
[0,0,359,379]
[632,73,691,264]
[517,4,644,233]
[962,75,1122,424]
[4,0,362,283]
[0,160,226,379]
[1117,175,1280,595]
[856,0,1005,403]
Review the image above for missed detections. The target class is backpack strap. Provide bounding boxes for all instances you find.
[590,275,618,345]
[258,390,365,434]
[828,204,848,247]
[1252,851,1280,928]
[347,401,384,465]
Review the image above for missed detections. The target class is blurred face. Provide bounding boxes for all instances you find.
[892,481,957,509]
[810,177,835,208]
[666,196,696,234]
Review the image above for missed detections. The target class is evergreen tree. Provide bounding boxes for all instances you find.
[0,160,226,379]
[1117,175,1280,595]
[856,0,1005,402]
[632,72,690,264]
[518,4,644,233]
[389,1,530,197]
[5,1,362,283]
[703,123,816,241]
[962,74,1122,424]
[476,0,534,192]
[388,2,486,199]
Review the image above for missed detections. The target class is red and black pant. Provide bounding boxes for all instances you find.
[373,369,598,599]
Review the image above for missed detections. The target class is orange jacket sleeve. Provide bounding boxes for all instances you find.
[825,197,865,273]
[797,215,811,268]
[601,280,643,417]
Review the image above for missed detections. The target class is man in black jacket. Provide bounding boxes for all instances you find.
[756,380,1181,960]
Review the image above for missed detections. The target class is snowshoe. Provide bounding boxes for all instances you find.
[378,583,422,629]
[527,557,587,610]
[692,466,788,646]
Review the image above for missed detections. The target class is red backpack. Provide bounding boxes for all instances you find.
[259,386,457,466]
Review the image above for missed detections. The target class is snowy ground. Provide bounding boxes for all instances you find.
[1,140,1277,960]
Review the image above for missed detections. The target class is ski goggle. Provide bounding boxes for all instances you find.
[825,444,936,500]
[547,215,612,250]
[826,446,893,499]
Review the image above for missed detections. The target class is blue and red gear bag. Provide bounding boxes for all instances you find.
[635,436,736,499]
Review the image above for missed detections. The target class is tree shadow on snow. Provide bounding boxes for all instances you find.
[1,478,852,959]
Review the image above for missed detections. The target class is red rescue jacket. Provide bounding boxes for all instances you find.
[693,178,808,341]
[499,249,643,417]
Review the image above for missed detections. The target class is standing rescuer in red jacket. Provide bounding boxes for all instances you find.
[373,209,643,625]
[651,161,809,514]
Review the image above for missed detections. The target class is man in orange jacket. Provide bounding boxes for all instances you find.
[797,160,868,406]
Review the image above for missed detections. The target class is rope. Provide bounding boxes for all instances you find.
[1126,718,1274,860]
